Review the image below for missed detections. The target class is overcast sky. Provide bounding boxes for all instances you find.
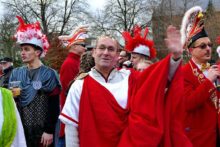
[88,0,106,11]
[0,0,106,18]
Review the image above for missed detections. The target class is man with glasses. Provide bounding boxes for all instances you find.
[181,6,220,147]
[59,22,191,146]
[58,25,88,146]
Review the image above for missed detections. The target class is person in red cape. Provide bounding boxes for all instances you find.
[118,26,192,147]
[181,6,220,147]
[59,24,190,146]
[123,25,156,70]
[58,25,88,146]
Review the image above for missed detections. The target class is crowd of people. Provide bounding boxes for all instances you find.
[0,5,220,147]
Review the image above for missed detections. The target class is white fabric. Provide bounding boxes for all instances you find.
[11,107,27,147]
[133,45,150,57]
[216,46,220,58]
[59,68,130,126]
[0,90,26,147]
[65,125,79,147]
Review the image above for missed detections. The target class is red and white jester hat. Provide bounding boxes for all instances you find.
[58,25,89,48]
[14,16,49,57]
[122,25,156,59]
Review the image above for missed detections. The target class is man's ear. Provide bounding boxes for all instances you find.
[35,50,42,57]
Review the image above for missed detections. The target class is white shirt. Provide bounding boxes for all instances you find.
[59,68,130,126]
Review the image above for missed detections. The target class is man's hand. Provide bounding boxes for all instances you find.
[165,25,183,60]
[207,65,220,82]
[41,132,53,146]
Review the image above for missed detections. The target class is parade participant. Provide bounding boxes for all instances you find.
[123,25,156,69]
[0,57,13,88]
[181,6,220,147]
[0,87,26,147]
[58,25,88,146]
[59,24,191,146]
[9,16,61,147]
[118,25,191,147]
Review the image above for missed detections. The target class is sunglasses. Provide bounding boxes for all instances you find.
[75,43,86,48]
[193,43,213,49]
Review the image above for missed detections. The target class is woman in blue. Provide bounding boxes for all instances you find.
[10,16,61,147]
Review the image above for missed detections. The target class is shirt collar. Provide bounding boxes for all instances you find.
[91,68,117,82]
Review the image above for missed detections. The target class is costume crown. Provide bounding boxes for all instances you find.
[58,25,89,48]
[14,16,49,57]
[122,25,156,59]
[180,6,208,49]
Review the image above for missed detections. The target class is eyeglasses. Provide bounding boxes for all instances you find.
[193,43,213,49]
[96,45,117,52]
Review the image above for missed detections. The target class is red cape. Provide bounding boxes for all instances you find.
[119,55,192,147]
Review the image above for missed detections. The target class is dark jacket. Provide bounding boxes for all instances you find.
[0,66,13,88]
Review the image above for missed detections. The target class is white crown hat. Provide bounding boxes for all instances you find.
[180,6,208,49]
[58,25,89,48]
[15,16,49,58]
[122,25,156,59]
[133,45,150,57]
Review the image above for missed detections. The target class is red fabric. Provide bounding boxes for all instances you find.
[59,52,80,137]
[118,55,192,147]
[48,87,61,96]
[182,60,219,147]
[79,75,135,147]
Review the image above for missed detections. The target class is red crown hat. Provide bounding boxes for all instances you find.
[14,16,49,57]
[180,6,208,49]
[58,25,89,48]
[122,25,156,59]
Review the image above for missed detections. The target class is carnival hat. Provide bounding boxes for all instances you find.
[180,6,208,49]
[58,25,89,48]
[122,25,156,59]
[14,16,49,57]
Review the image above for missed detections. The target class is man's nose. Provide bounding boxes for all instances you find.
[103,48,109,54]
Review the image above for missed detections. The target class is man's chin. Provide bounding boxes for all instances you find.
[22,60,29,63]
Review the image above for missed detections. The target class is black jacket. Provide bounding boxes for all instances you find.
[0,66,13,88]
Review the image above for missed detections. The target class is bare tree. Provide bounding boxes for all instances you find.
[0,13,19,60]
[152,0,202,59]
[89,0,160,38]
[0,0,91,67]
[1,0,89,38]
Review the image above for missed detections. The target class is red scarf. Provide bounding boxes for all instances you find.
[78,73,135,147]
